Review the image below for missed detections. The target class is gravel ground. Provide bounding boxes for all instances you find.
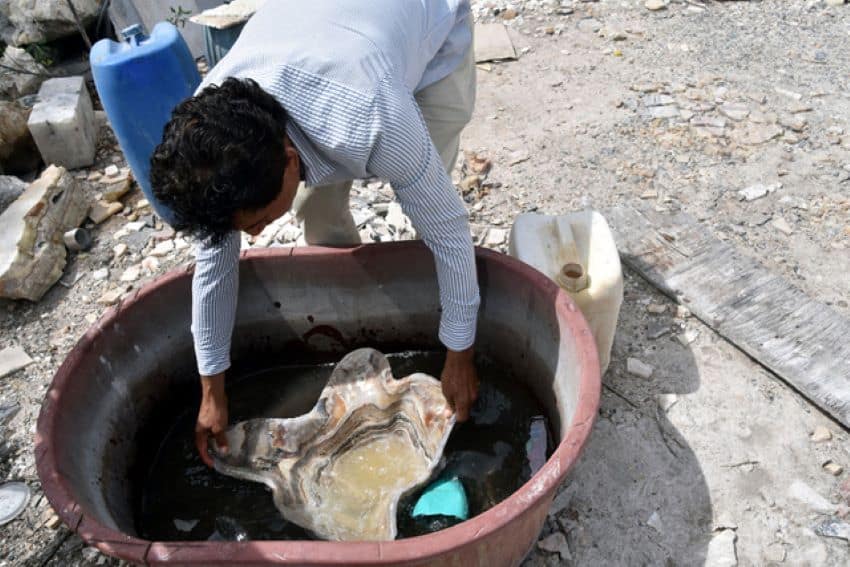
[1,0,849,565]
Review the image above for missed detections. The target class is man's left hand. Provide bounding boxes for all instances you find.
[441,347,479,422]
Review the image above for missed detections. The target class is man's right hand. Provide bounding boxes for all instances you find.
[196,372,229,468]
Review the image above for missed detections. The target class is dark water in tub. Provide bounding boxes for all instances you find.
[135,351,554,541]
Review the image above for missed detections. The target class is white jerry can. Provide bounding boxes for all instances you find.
[508,211,624,374]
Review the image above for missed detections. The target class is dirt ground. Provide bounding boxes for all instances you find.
[2,1,849,565]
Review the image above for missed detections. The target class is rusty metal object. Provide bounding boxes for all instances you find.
[35,242,600,566]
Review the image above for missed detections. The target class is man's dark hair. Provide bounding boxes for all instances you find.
[150,77,289,244]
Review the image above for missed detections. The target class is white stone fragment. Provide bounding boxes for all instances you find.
[27,76,97,169]
[386,202,412,234]
[644,0,669,11]
[788,480,837,514]
[646,303,667,314]
[0,166,89,300]
[548,489,572,517]
[772,217,794,235]
[658,393,679,411]
[92,268,109,281]
[823,461,843,476]
[647,511,664,532]
[173,518,199,532]
[149,240,175,257]
[0,175,27,214]
[278,224,302,243]
[810,426,832,443]
[738,183,780,202]
[627,357,654,379]
[97,287,123,305]
[718,102,749,121]
[678,329,700,346]
[764,543,786,563]
[643,94,675,107]
[537,532,571,560]
[485,228,507,246]
[141,257,160,273]
[125,221,146,232]
[0,47,46,97]
[0,345,33,378]
[120,265,141,282]
[706,529,738,567]
[352,208,376,228]
[774,86,803,101]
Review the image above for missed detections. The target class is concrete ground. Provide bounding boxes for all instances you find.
[1,0,849,565]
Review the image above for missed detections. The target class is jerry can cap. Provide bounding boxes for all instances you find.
[121,24,146,44]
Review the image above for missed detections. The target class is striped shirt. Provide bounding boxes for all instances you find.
[191,0,480,376]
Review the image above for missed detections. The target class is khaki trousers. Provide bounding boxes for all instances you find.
[291,28,476,245]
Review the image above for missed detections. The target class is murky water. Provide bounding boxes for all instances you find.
[136,351,553,541]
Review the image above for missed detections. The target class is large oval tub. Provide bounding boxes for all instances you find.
[36,242,600,566]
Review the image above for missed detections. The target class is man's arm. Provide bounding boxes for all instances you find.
[367,76,481,419]
[192,231,241,465]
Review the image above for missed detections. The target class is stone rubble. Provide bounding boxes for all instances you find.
[626,357,654,379]
[645,0,669,11]
[677,328,699,346]
[815,518,850,542]
[646,303,667,314]
[0,99,40,174]
[537,531,571,560]
[657,393,679,412]
[119,265,141,283]
[706,529,738,567]
[0,166,89,300]
[91,268,108,281]
[0,345,32,379]
[764,542,787,563]
[646,510,664,532]
[811,426,833,443]
[0,175,27,213]
[789,481,837,514]
[88,200,123,224]
[738,182,781,202]
[97,287,124,306]
[772,216,794,236]
[1,0,100,46]
[823,461,843,476]
[0,46,47,98]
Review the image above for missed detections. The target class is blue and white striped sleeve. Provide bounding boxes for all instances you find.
[192,231,241,376]
[367,77,480,351]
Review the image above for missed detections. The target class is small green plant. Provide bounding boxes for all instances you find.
[167,5,193,28]
[24,43,57,67]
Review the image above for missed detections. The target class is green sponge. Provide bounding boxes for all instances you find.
[412,477,469,521]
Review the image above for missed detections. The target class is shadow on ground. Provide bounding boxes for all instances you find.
[525,269,712,566]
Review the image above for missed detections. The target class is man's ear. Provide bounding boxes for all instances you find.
[284,138,299,171]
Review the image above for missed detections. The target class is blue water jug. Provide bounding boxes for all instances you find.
[90,23,201,225]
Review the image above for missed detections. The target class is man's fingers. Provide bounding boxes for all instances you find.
[454,390,471,422]
[214,430,229,456]
[195,429,214,468]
